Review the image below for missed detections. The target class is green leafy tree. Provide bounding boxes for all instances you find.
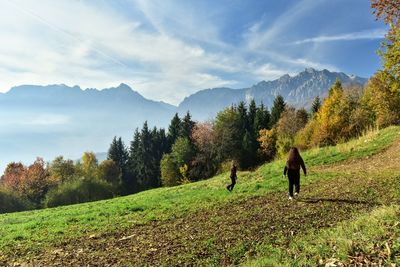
[81,152,98,178]
[97,160,121,187]
[171,137,195,168]
[49,156,75,183]
[160,154,179,186]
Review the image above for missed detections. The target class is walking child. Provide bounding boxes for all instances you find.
[284,147,306,200]
[226,160,237,192]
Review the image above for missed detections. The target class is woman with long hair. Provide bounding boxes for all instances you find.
[226,160,237,192]
[284,147,306,200]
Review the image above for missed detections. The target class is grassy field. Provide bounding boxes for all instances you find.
[0,126,399,265]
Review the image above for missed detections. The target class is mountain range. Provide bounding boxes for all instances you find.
[0,68,367,170]
[177,68,367,120]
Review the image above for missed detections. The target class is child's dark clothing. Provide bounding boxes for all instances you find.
[227,165,237,191]
[284,158,306,197]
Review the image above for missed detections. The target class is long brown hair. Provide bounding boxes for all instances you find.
[231,160,237,169]
[286,147,303,169]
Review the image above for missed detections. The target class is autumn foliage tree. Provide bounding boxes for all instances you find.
[190,122,217,180]
[20,158,55,205]
[1,159,55,206]
[365,0,400,127]
[1,162,26,193]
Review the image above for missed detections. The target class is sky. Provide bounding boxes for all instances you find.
[0,0,388,105]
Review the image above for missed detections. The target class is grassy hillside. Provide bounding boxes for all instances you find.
[1,126,399,266]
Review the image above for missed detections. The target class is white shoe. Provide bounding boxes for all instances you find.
[294,192,298,197]
[288,196,293,200]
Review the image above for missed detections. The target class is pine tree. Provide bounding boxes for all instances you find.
[180,111,195,139]
[254,103,270,132]
[136,121,156,188]
[127,129,141,194]
[270,95,286,127]
[237,101,248,131]
[311,96,321,115]
[168,113,182,149]
[248,99,257,130]
[107,137,129,176]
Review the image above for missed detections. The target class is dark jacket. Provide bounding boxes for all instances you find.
[230,165,237,179]
[284,157,306,176]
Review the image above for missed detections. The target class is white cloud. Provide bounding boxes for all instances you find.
[252,63,290,81]
[245,0,324,50]
[0,0,241,105]
[293,29,386,44]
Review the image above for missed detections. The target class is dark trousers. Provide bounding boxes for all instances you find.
[287,169,300,197]
[227,176,236,191]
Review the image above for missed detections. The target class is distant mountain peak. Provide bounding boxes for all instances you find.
[279,74,291,81]
[116,83,131,90]
[305,67,316,73]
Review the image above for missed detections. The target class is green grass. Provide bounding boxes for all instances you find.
[243,204,400,266]
[0,126,399,260]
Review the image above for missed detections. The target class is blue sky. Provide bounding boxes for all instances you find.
[0,0,387,104]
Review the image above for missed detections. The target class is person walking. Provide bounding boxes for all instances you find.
[226,160,237,192]
[284,147,306,200]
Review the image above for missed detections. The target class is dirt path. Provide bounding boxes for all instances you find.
[314,139,400,175]
[17,141,400,266]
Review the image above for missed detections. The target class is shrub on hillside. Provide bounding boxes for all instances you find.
[45,178,114,208]
[0,187,32,213]
[257,128,277,161]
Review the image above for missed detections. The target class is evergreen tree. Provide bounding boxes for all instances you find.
[270,95,286,126]
[136,121,158,189]
[248,99,257,130]
[180,111,195,139]
[311,96,321,115]
[107,137,129,176]
[151,127,169,185]
[168,113,182,148]
[237,101,248,131]
[254,103,270,132]
[213,107,242,164]
[241,100,259,168]
[127,129,141,194]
